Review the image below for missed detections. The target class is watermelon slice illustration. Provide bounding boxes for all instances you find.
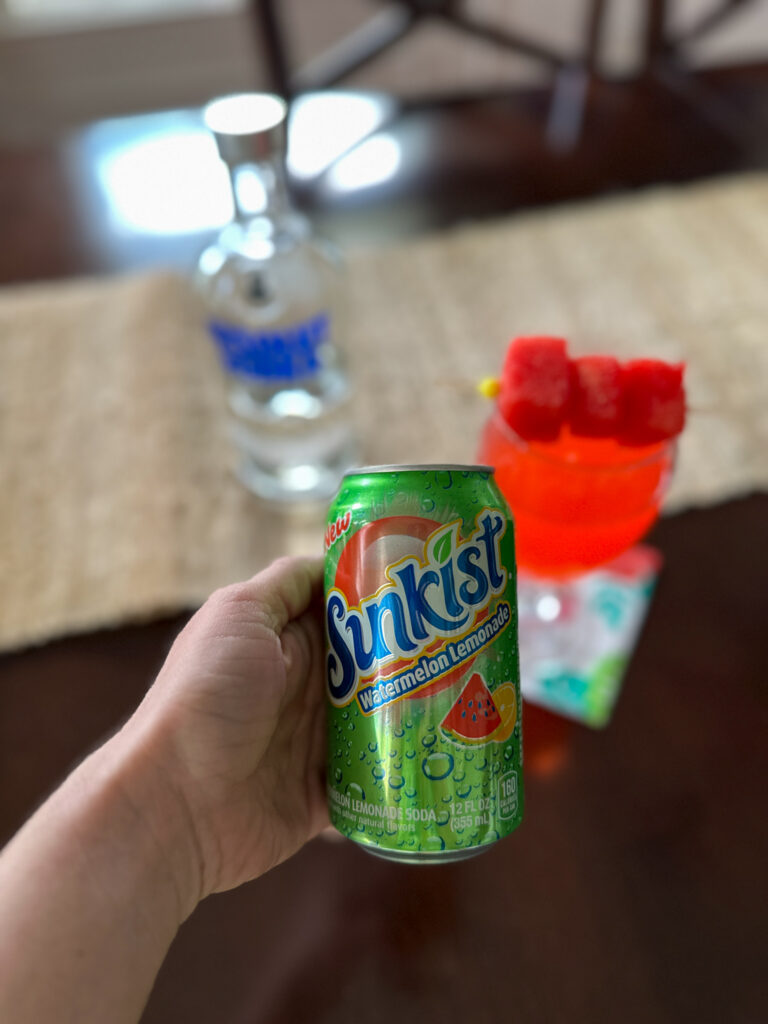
[441,673,502,745]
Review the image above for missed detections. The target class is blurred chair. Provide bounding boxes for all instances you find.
[251,0,612,149]
[250,0,768,150]
[640,0,768,145]
[641,0,759,69]
[630,0,768,150]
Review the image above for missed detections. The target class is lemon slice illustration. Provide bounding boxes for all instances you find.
[489,682,518,743]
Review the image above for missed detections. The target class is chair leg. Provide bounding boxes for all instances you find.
[545,0,608,150]
[642,0,667,76]
[546,65,591,150]
[251,0,293,97]
[291,7,417,93]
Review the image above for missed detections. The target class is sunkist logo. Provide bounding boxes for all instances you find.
[326,509,510,713]
[325,511,352,551]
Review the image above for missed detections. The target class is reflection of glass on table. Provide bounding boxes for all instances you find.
[478,412,676,775]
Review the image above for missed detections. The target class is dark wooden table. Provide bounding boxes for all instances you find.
[1,65,767,1023]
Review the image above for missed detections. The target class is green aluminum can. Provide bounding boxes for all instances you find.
[324,464,524,863]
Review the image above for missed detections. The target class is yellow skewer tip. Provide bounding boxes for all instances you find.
[477,377,501,399]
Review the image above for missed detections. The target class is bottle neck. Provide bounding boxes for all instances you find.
[226,155,292,224]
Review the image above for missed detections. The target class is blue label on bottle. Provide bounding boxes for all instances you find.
[209,313,330,381]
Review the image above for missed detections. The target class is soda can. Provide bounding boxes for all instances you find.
[324,464,524,863]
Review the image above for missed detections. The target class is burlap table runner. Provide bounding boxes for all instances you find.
[1,174,767,652]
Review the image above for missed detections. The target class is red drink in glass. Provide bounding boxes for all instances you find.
[479,415,674,579]
[478,411,676,773]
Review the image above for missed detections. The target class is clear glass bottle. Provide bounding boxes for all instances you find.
[196,93,357,502]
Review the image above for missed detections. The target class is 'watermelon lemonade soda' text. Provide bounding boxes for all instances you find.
[324,465,524,863]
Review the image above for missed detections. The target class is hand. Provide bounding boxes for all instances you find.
[0,556,329,1024]
[126,556,329,905]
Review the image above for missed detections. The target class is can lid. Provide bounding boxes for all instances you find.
[343,464,493,477]
[203,92,287,166]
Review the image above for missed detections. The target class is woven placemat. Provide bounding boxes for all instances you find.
[1,174,767,651]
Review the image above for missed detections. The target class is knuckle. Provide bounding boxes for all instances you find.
[201,582,265,629]
[266,554,299,578]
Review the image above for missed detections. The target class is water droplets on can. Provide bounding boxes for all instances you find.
[324,465,524,862]
[424,834,446,852]
[421,751,454,782]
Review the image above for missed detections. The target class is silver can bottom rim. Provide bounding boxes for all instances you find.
[344,835,503,865]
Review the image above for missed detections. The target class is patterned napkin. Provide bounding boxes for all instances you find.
[518,547,662,727]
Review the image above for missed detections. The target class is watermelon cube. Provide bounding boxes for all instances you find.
[569,355,623,437]
[620,359,686,445]
[498,336,570,441]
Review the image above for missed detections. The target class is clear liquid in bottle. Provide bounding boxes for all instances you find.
[196,93,357,502]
